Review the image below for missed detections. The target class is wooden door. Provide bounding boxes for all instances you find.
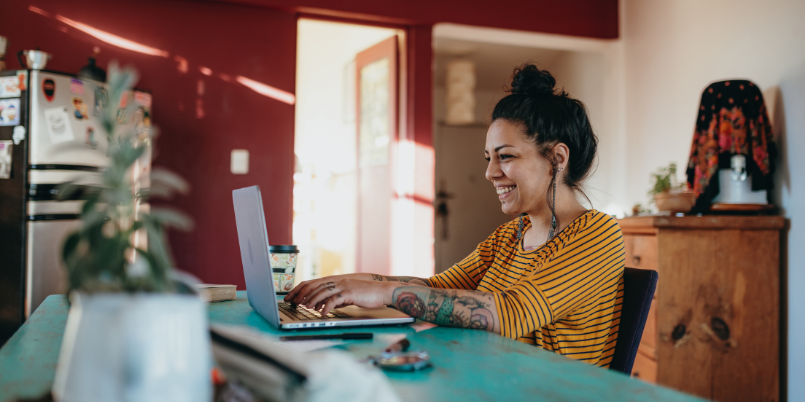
[355,36,398,274]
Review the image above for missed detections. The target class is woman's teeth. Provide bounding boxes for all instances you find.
[496,186,516,195]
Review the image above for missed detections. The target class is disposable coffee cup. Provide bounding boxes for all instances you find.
[269,245,299,295]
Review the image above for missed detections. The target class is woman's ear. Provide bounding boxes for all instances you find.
[552,143,570,171]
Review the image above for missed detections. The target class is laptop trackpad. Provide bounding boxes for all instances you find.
[336,305,411,319]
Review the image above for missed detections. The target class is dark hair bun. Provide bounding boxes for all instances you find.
[509,64,557,97]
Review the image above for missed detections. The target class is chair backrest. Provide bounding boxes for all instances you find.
[609,267,658,374]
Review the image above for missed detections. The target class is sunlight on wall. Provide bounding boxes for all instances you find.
[294,19,397,282]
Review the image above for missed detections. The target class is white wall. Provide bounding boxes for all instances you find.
[622,0,805,397]
[550,52,608,210]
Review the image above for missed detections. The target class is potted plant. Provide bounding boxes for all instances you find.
[51,62,212,402]
[648,163,695,213]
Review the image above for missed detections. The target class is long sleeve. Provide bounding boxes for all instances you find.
[427,225,503,290]
[492,213,624,339]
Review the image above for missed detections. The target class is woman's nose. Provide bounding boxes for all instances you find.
[486,159,502,181]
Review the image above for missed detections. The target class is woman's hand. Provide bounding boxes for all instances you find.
[284,276,402,316]
[284,273,365,302]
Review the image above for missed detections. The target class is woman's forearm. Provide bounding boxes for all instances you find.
[390,286,500,334]
[370,275,431,287]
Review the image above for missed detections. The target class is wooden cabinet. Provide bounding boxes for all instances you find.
[617,215,784,402]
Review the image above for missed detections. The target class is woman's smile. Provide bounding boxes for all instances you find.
[496,185,517,200]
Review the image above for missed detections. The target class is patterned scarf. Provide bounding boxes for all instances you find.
[686,80,776,212]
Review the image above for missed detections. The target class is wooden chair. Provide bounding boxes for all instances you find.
[609,267,658,375]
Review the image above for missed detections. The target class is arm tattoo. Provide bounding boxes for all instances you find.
[392,287,498,332]
[371,275,431,287]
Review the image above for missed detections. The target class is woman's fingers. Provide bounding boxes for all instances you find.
[320,292,348,316]
[286,278,329,303]
[285,279,314,301]
[299,280,337,306]
[305,281,341,309]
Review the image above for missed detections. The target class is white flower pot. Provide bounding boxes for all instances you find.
[52,293,212,402]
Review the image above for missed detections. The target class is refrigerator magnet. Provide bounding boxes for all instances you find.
[72,97,88,120]
[0,141,12,179]
[12,125,26,145]
[134,92,152,108]
[0,98,20,126]
[44,107,75,144]
[70,78,84,95]
[116,108,129,124]
[17,71,27,91]
[85,127,97,149]
[0,76,21,98]
[93,87,107,116]
[43,78,55,102]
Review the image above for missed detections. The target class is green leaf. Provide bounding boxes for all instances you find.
[145,224,174,275]
[81,190,102,215]
[147,208,194,231]
[149,168,190,195]
[117,143,146,169]
[62,232,81,264]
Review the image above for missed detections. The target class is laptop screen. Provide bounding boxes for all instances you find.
[232,186,281,327]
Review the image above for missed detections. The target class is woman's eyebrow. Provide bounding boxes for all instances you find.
[484,144,514,154]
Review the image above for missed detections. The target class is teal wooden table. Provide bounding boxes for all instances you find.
[0,292,704,402]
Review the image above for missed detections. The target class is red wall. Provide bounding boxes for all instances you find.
[0,0,297,288]
[0,0,617,289]
[217,0,619,39]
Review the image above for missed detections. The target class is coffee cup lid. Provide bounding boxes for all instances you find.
[269,245,298,253]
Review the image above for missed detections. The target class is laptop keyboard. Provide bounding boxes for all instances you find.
[278,302,351,321]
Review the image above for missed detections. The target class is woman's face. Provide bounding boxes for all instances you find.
[485,119,553,216]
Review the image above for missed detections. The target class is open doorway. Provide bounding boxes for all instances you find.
[432,27,617,273]
[294,19,404,283]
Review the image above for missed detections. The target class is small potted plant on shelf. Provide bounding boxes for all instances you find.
[648,163,696,213]
[52,62,212,402]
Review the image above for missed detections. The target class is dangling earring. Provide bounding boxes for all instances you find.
[547,167,562,241]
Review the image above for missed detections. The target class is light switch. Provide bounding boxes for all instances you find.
[231,149,249,174]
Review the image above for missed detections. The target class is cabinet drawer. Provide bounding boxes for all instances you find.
[623,234,658,272]
[631,350,657,383]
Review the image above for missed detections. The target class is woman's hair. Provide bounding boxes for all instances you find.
[491,63,598,198]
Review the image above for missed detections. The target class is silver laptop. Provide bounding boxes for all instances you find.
[232,185,415,330]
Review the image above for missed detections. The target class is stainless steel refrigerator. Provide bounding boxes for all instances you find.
[0,69,152,341]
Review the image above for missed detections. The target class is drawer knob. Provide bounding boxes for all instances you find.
[711,317,730,340]
[632,256,641,266]
[672,324,686,341]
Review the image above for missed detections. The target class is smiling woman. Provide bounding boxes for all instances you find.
[286,64,624,368]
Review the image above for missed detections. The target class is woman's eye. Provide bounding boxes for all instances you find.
[484,157,491,162]
[499,154,513,161]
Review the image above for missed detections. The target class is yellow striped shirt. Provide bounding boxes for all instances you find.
[428,210,625,367]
